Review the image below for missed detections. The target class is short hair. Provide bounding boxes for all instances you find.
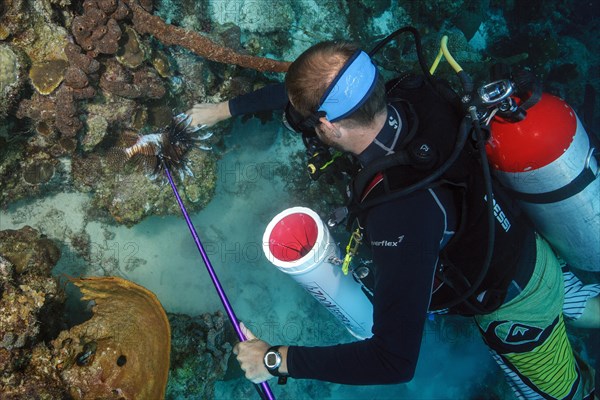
[285,40,386,127]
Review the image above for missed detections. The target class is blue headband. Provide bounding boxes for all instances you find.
[317,50,378,122]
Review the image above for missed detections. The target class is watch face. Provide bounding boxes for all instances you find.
[265,350,281,369]
[266,353,278,367]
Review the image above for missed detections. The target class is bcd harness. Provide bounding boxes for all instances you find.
[343,73,533,316]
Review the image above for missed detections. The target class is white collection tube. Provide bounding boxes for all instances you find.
[262,207,373,339]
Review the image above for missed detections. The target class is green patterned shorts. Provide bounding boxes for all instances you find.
[475,236,596,399]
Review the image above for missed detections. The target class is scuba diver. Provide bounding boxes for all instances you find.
[187,38,599,399]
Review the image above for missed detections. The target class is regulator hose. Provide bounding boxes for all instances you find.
[435,107,496,313]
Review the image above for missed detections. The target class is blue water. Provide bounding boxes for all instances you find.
[1,118,507,398]
[2,1,599,398]
[3,117,598,400]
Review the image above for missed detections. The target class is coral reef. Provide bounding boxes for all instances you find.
[55,86,84,137]
[124,0,291,72]
[116,25,150,68]
[0,226,67,398]
[64,42,100,76]
[53,276,171,399]
[0,43,27,119]
[15,19,89,140]
[4,0,232,223]
[100,58,166,99]
[2,0,299,224]
[0,0,29,40]
[0,229,166,398]
[71,0,124,57]
[0,226,236,398]
[103,148,216,226]
[9,5,70,65]
[29,59,69,95]
[166,312,235,399]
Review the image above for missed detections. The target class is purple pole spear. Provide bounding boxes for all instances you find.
[164,164,276,400]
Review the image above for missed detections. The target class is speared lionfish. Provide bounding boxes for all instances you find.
[110,113,213,178]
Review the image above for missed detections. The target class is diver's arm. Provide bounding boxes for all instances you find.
[187,83,287,127]
[187,101,231,127]
[233,190,445,384]
[233,323,289,383]
[229,82,287,115]
[286,190,446,384]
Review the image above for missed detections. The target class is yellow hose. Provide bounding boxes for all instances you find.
[430,48,444,75]
[429,35,464,75]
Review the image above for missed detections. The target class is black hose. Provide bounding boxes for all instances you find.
[351,112,471,213]
[435,108,496,312]
[368,26,436,88]
[368,26,496,313]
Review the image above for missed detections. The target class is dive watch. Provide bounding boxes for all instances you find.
[263,346,289,384]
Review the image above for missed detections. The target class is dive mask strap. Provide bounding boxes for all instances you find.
[318,50,379,122]
[285,50,378,132]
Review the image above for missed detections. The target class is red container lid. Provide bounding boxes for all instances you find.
[268,212,318,262]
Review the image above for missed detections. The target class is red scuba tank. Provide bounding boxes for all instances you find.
[486,93,599,271]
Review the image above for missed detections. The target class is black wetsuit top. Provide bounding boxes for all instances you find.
[229,83,532,384]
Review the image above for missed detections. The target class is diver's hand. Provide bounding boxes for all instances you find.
[186,101,231,128]
[233,322,287,383]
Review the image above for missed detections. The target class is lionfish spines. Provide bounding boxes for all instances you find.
[109,113,212,177]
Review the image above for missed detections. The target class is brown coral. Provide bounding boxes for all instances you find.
[138,0,153,12]
[116,25,148,69]
[123,0,290,73]
[14,86,83,151]
[150,49,172,78]
[110,0,131,20]
[95,18,122,56]
[0,0,29,40]
[59,137,78,153]
[15,78,86,153]
[100,59,165,99]
[97,0,119,14]
[34,121,55,137]
[132,67,165,98]
[22,161,56,185]
[54,87,82,137]
[16,92,57,124]
[64,43,100,75]
[0,227,172,398]
[63,44,98,100]
[0,226,61,277]
[73,86,97,100]
[28,59,69,95]
[54,277,171,399]
[72,1,122,58]
[64,66,89,89]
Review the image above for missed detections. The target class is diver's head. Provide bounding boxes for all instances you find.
[285,40,387,132]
